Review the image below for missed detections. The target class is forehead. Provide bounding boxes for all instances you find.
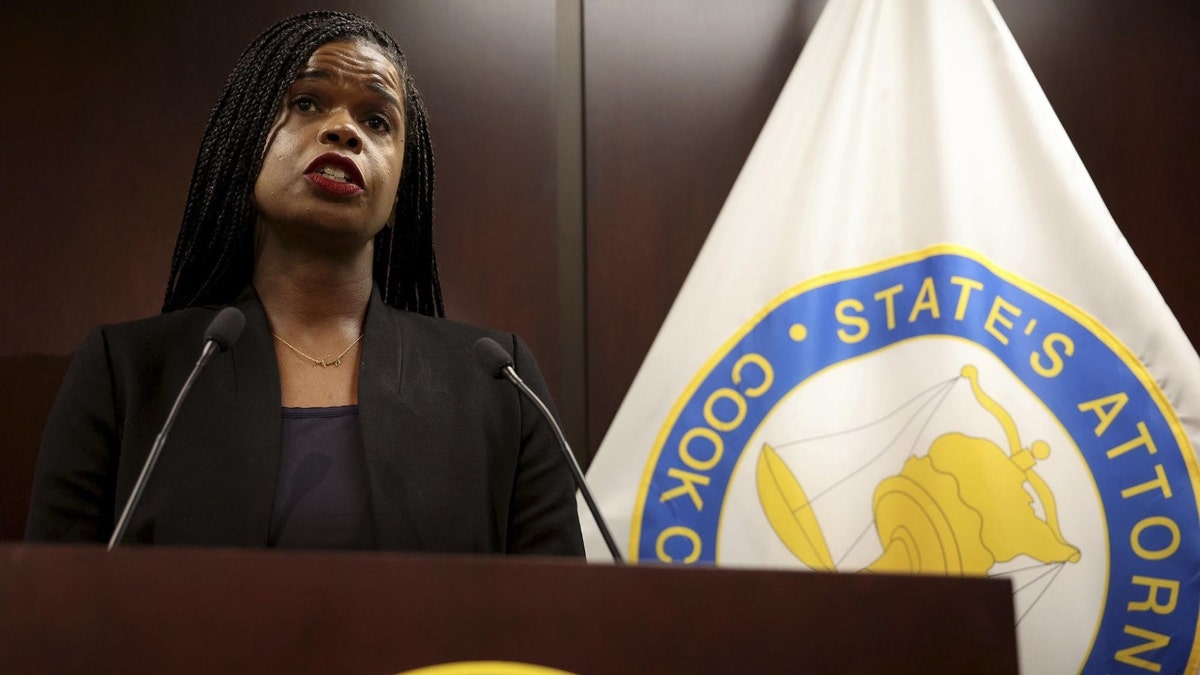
[293,39,404,100]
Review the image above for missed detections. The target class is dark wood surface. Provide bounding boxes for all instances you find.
[0,545,1018,674]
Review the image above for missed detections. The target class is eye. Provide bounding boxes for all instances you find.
[292,95,319,112]
[365,113,393,133]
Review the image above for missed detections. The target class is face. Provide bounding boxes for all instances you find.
[253,39,406,245]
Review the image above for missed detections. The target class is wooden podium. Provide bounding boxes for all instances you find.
[0,545,1017,673]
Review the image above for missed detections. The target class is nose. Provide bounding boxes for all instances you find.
[319,111,361,151]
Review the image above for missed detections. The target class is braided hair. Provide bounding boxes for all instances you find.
[162,11,443,317]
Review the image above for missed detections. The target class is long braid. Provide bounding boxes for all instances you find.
[383,85,440,316]
[163,11,444,317]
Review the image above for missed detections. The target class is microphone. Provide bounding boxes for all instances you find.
[204,307,246,350]
[108,307,246,550]
[473,337,625,564]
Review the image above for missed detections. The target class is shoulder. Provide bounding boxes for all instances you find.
[99,306,219,340]
[63,306,232,391]
[51,306,228,427]
[90,306,221,360]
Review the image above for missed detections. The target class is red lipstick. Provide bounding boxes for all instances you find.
[304,153,365,196]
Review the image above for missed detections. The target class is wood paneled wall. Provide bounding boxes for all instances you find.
[2,0,1197,538]
[583,0,823,454]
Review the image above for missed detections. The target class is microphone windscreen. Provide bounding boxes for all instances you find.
[204,307,246,352]
[473,337,514,377]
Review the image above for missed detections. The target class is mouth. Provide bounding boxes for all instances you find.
[304,153,365,196]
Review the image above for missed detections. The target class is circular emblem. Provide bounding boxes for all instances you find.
[632,246,1200,673]
[398,662,576,675]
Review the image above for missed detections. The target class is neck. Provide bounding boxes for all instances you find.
[253,232,374,332]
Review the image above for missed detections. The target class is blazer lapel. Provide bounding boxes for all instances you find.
[163,289,282,546]
[221,290,284,544]
[357,288,440,551]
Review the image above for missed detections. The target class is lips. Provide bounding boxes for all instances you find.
[304,152,365,196]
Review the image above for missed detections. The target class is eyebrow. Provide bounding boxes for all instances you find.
[294,69,404,113]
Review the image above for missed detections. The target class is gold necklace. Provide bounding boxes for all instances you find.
[272,332,364,368]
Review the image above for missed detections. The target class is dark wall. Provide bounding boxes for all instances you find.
[3,0,1197,538]
[583,0,824,452]
[998,0,1200,338]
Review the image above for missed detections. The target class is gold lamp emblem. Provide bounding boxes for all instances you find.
[757,365,1081,575]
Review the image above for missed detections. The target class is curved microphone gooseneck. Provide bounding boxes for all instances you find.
[107,307,246,550]
[473,337,624,564]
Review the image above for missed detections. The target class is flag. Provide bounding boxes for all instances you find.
[581,1,1200,673]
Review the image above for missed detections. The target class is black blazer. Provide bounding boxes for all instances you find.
[25,287,584,555]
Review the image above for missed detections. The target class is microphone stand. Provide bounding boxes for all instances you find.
[108,308,244,549]
[497,364,625,565]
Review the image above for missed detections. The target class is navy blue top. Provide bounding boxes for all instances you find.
[268,405,375,550]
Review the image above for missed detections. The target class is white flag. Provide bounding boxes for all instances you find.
[582,1,1200,673]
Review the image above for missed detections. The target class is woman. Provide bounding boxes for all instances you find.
[25,11,584,555]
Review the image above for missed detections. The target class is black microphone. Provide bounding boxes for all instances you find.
[473,337,624,564]
[108,308,246,549]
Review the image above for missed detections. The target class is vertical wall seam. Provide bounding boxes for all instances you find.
[556,0,590,466]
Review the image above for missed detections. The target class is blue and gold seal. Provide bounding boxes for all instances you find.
[632,245,1200,673]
